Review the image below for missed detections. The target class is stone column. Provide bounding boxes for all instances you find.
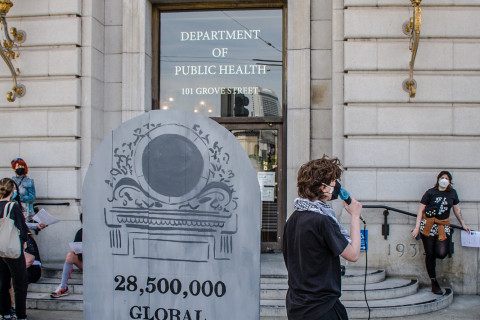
[286,0,311,215]
[122,0,152,121]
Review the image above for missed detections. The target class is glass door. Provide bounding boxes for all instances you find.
[155,7,286,252]
[225,123,285,252]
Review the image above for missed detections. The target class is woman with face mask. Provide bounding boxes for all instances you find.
[0,178,30,320]
[10,159,36,219]
[411,171,471,295]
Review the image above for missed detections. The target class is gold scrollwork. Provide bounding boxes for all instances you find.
[0,0,26,102]
[402,0,422,98]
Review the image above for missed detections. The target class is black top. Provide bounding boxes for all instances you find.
[0,200,29,242]
[283,210,349,319]
[73,228,82,242]
[420,188,460,220]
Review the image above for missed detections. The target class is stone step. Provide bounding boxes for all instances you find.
[261,274,288,284]
[32,264,443,320]
[260,300,288,320]
[261,267,386,286]
[342,278,418,301]
[41,266,83,280]
[260,282,286,300]
[260,288,453,319]
[261,277,418,301]
[342,268,386,285]
[27,268,84,312]
[344,288,453,319]
[28,277,83,294]
[27,292,83,311]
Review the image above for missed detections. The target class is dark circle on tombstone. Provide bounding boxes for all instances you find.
[142,134,204,197]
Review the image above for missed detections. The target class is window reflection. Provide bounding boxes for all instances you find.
[159,10,283,117]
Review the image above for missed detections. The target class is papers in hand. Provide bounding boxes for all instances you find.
[32,209,60,225]
[69,242,83,254]
[461,230,480,247]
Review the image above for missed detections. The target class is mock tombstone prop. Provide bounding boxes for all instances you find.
[83,110,261,319]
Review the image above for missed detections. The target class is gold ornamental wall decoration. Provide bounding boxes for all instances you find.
[0,0,26,102]
[402,0,422,98]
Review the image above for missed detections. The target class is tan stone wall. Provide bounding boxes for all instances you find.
[0,1,86,261]
[3,1,478,293]
[338,0,480,294]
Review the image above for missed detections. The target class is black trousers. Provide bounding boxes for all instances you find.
[27,265,42,284]
[319,299,348,320]
[421,234,450,279]
[0,253,28,319]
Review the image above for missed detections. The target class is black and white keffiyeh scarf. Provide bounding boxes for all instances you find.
[294,198,351,243]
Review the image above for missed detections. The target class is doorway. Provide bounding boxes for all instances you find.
[224,123,285,251]
[154,6,286,252]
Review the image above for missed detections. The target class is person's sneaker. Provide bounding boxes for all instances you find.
[1,315,12,320]
[51,285,69,298]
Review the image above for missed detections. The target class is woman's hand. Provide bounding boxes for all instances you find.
[411,227,420,239]
[462,223,471,234]
[37,223,47,230]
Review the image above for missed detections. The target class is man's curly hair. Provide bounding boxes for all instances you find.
[297,155,343,201]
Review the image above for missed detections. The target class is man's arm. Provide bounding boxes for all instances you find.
[340,198,362,262]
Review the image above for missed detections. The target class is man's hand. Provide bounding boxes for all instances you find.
[344,198,362,219]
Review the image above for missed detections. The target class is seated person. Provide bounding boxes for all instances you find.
[51,222,82,298]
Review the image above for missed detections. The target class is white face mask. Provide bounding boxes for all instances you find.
[438,178,449,188]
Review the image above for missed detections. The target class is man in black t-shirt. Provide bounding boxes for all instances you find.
[283,156,362,320]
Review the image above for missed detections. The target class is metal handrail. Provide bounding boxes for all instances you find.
[34,202,70,207]
[363,204,464,230]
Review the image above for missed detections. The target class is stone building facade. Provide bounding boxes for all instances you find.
[0,0,478,294]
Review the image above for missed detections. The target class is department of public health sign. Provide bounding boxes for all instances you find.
[83,110,261,319]
[159,10,283,118]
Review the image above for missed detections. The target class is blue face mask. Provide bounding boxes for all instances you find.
[10,190,18,200]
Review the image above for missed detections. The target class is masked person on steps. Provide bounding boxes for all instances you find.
[283,156,363,320]
[412,171,471,295]
[11,159,36,219]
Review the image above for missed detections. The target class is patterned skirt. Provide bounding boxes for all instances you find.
[420,218,451,237]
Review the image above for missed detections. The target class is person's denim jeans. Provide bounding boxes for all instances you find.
[0,253,28,319]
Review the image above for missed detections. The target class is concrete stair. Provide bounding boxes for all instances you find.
[27,258,454,319]
[27,265,83,312]
[260,264,453,319]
